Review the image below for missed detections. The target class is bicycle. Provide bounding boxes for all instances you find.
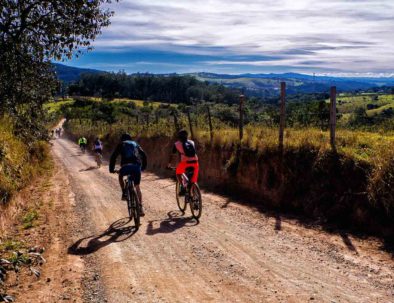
[94,151,103,168]
[115,170,141,229]
[168,166,202,220]
[80,144,86,154]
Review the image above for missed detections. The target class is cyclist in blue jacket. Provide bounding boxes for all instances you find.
[109,133,147,216]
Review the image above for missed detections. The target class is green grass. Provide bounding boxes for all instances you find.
[367,103,394,116]
[337,94,394,114]
[111,98,164,108]
[64,115,394,164]
[22,210,39,229]
[0,239,23,251]
[44,99,74,113]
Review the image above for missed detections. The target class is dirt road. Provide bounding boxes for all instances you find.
[52,137,393,303]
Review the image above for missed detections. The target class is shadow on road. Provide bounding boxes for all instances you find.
[340,232,359,254]
[275,214,282,231]
[79,166,98,172]
[146,211,198,235]
[68,217,137,255]
[69,154,82,157]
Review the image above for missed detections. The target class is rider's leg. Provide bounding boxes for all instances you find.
[191,162,199,184]
[176,162,187,194]
[133,166,145,216]
[135,184,142,204]
[118,174,125,191]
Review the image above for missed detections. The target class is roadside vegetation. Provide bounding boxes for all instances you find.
[0,117,52,205]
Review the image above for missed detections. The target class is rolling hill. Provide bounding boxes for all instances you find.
[53,63,102,83]
[54,63,394,95]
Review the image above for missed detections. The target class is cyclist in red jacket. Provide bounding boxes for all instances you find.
[168,130,199,195]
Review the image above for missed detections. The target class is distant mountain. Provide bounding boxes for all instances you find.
[192,72,394,97]
[53,63,394,95]
[53,63,102,82]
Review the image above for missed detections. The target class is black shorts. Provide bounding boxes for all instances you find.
[119,164,141,185]
[94,149,102,155]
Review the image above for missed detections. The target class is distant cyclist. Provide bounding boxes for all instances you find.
[167,130,199,195]
[93,137,103,155]
[78,136,87,153]
[93,137,103,167]
[109,133,147,216]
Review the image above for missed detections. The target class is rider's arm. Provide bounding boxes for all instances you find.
[138,146,147,171]
[109,144,121,173]
[167,144,177,167]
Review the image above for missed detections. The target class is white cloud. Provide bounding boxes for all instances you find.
[91,0,394,74]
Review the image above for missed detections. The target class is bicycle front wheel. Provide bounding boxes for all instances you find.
[175,181,187,212]
[190,183,202,219]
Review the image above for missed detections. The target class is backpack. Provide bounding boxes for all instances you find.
[121,140,140,164]
[182,140,196,157]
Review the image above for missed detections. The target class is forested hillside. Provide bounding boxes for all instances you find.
[67,72,241,104]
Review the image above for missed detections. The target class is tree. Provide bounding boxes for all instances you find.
[0,0,116,139]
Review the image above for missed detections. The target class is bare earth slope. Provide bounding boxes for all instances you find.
[52,137,393,303]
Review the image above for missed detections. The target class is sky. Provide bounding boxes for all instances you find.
[65,0,394,76]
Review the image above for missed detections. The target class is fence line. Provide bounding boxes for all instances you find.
[239,94,245,142]
[330,86,337,150]
[279,82,286,150]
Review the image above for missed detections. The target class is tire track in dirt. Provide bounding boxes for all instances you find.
[53,137,393,303]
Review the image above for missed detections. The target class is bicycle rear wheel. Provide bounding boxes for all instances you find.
[96,154,102,167]
[190,183,202,219]
[175,181,187,212]
[130,186,140,229]
[126,186,133,219]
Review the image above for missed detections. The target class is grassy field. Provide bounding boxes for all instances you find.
[44,99,74,113]
[64,114,394,165]
[45,97,168,113]
[337,93,394,115]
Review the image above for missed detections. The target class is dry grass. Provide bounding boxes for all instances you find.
[65,117,394,223]
[65,117,394,165]
[0,117,51,204]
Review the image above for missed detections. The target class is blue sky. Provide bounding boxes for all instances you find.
[65,0,394,76]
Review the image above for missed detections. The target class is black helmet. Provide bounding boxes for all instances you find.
[121,133,132,141]
[178,129,188,142]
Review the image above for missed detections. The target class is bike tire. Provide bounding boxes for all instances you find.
[190,183,202,219]
[175,181,187,212]
[126,186,133,220]
[130,186,140,229]
[96,154,102,167]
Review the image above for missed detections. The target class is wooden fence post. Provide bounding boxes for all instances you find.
[330,86,337,150]
[239,94,245,142]
[172,112,180,133]
[207,104,213,144]
[187,108,194,139]
[279,82,286,150]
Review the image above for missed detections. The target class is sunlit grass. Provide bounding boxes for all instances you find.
[44,99,74,113]
[338,93,394,114]
[65,116,394,164]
